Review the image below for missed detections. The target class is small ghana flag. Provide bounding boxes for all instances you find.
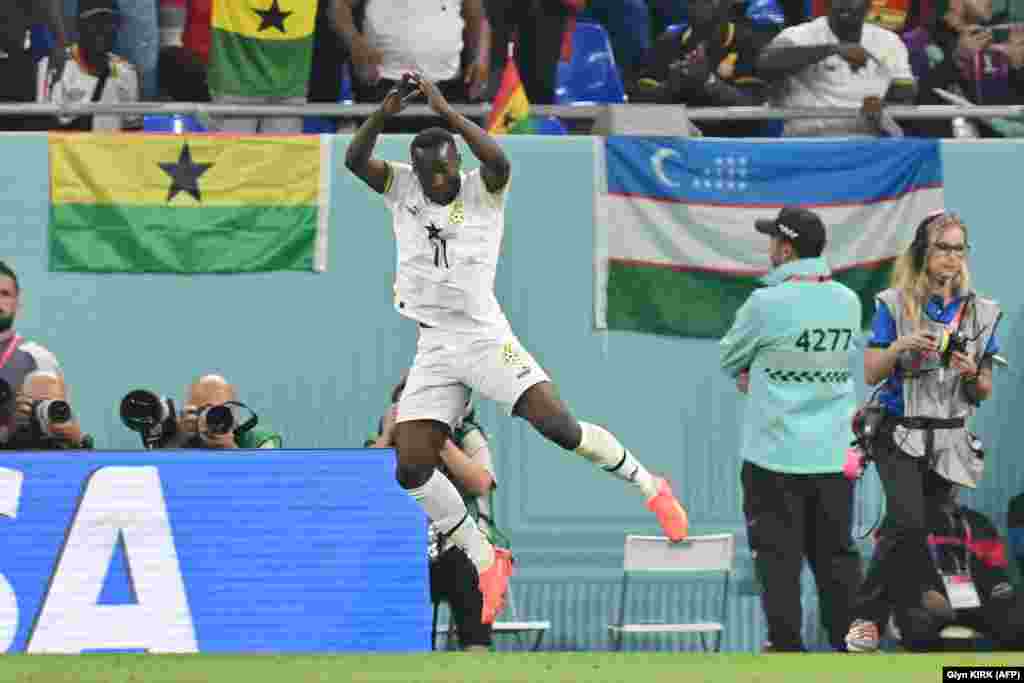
[486,58,533,135]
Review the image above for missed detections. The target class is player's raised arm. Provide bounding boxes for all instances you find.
[415,74,511,194]
[344,84,412,193]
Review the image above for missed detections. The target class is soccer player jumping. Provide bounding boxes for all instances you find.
[344,73,689,624]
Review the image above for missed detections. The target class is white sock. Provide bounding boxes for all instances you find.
[575,421,660,500]
[408,469,494,571]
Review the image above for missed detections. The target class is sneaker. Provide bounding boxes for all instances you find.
[846,619,880,652]
[647,477,689,542]
[478,547,513,625]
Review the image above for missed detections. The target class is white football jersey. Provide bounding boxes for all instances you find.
[382,162,511,333]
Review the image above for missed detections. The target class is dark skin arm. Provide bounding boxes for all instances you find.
[344,87,408,193]
[757,42,869,81]
[417,74,511,192]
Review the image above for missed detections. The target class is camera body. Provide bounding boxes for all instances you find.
[939,328,970,367]
[31,399,72,436]
[845,405,885,480]
[196,404,235,436]
[120,389,177,448]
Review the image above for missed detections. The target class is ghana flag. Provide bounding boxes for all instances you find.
[49,134,332,274]
[486,58,532,134]
[208,0,315,98]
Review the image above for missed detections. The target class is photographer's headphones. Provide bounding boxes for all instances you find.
[911,211,945,271]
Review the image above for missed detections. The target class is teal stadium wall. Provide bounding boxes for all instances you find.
[0,134,1021,651]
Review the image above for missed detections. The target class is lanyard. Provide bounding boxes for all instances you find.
[942,298,967,335]
[0,335,21,371]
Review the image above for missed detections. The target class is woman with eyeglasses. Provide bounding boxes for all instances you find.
[845,211,1004,652]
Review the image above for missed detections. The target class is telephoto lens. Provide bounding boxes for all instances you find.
[201,404,235,436]
[33,399,72,435]
[120,389,170,432]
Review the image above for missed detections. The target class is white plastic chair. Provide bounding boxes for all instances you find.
[608,534,734,652]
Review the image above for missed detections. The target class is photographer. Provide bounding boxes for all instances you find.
[121,374,281,450]
[0,261,61,444]
[845,211,1002,653]
[370,376,506,652]
[886,471,1024,651]
[7,370,93,450]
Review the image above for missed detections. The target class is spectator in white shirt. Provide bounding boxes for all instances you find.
[757,0,917,137]
[37,0,140,131]
[333,0,488,108]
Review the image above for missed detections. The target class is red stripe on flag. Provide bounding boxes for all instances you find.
[486,59,525,132]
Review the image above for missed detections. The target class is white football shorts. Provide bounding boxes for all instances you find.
[397,325,551,428]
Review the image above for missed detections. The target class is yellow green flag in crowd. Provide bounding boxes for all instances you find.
[48,134,331,273]
[208,0,316,98]
[486,58,534,134]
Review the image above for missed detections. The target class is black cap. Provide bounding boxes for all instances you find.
[79,0,119,19]
[755,206,827,258]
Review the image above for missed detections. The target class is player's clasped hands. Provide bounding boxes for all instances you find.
[381,73,452,117]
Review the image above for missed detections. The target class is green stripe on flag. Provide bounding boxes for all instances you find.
[833,261,896,331]
[208,28,314,98]
[50,204,317,273]
[607,260,895,339]
[607,262,760,339]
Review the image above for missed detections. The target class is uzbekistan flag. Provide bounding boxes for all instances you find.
[594,137,944,339]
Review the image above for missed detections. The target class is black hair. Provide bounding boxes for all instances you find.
[0,262,19,293]
[796,241,825,259]
[411,127,457,155]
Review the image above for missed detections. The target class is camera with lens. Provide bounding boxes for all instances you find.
[196,404,236,436]
[9,395,73,447]
[120,389,177,448]
[845,404,885,481]
[938,329,970,368]
[30,399,72,436]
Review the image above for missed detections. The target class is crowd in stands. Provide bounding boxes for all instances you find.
[1,0,1022,136]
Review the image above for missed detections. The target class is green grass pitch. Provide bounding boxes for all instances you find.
[0,653,1019,683]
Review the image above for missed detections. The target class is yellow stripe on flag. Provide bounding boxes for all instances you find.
[211,0,315,41]
[50,134,321,207]
[486,60,531,134]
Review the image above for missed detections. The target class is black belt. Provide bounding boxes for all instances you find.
[891,416,965,430]
[419,322,433,329]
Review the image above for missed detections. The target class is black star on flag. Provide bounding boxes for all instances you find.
[158,143,214,202]
[254,0,292,33]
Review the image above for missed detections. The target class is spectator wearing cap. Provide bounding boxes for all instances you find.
[720,207,863,652]
[757,0,917,137]
[0,0,67,131]
[37,0,140,131]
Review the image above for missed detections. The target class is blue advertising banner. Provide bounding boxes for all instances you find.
[0,450,429,653]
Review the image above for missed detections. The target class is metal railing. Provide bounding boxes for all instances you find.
[2,102,1023,122]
